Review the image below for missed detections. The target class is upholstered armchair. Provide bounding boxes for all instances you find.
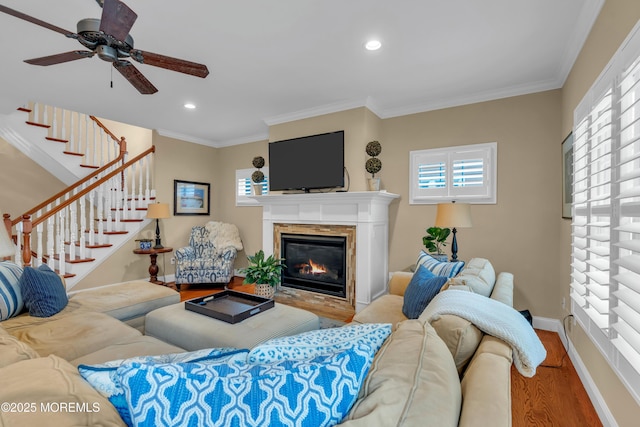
[174,221,243,290]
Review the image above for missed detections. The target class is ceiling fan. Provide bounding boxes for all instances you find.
[0,0,209,94]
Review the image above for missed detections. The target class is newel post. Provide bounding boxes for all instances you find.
[21,215,32,267]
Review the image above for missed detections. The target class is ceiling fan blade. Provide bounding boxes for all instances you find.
[113,61,158,94]
[24,51,95,66]
[130,49,210,78]
[0,5,75,37]
[99,0,137,41]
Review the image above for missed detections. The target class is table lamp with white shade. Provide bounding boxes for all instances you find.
[434,201,472,262]
[146,203,171,249]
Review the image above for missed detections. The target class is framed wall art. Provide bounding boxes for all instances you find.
[562,132,573,219]
[174,180,210,216]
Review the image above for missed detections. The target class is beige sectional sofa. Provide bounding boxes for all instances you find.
[347,258,514,427]
[0,258,514,427]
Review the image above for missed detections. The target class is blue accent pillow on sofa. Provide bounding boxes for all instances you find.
[117,343,377,427]
[78,348,248,426]
[402,265,448,319]
[416,250,465,278]
[19,264,68,317]
[0,261,24,320]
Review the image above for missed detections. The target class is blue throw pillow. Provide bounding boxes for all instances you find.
[248,322,392,364]
[78,348,248,426]
[402,267,448,319]
[416,250,465,278]
[19,264,68,317]
[0,261,24,320]
[117,343,377,427]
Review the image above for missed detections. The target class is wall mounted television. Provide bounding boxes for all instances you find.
[268,130,345,192]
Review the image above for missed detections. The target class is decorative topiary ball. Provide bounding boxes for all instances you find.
[252,156,265,169]
[365,157,382,176]
[366,140,382,157]
[251,170,265,183]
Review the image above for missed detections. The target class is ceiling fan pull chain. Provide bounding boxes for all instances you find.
[110,66,113,89]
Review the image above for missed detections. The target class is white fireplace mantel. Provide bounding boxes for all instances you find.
[250,191,400,312]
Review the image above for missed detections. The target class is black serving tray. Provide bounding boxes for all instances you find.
[185,290,275,324]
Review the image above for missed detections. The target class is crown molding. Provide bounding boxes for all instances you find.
[378,77,562,119]
[263,98,381,127]
[155,129,219,147]
[216,132,269,147]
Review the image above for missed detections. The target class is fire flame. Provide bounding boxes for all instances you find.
[307,259,327,274]
[296,259,328,275]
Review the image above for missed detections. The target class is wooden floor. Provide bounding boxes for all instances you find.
[176,280,602,426]
[512,329,602,427]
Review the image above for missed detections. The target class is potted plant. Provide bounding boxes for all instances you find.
[422,226,451,262]
[251,156,265,195]
[365,140,382,191]
[240,249,285,299]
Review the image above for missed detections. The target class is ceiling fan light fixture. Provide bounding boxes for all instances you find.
[365,40,382,51]
[184,103,196,109]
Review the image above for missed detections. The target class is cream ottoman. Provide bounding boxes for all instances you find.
[144,301,320,350]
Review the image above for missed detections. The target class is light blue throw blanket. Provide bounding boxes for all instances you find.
[421,290,547,377]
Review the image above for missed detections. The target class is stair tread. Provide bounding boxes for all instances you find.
[45,136,68,143]
[63,151,84,157]
[48,254,96,263]
[25,121,50,129]
[80,164,100,169]
[17,107,31,113]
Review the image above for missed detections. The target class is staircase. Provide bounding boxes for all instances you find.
[1,102,157,289]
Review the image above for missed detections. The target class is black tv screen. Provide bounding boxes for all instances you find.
[268,131,344,192]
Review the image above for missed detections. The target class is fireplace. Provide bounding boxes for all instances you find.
[280,233,347,298]
[256,192,399,312]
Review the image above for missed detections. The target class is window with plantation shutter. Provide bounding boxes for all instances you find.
[235,167,269,206]
[570,20,640,404]
[409,142,497,204]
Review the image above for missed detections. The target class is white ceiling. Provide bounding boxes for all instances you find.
[0,0,604,147]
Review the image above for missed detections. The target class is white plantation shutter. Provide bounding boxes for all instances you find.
[410,142,496,204]
[612,55,640,373]
[571,21,640,403]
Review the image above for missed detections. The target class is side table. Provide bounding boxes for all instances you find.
[133,247,173,285]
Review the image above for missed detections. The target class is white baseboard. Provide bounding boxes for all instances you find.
[533,316,618,427]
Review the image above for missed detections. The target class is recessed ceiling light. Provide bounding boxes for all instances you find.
[365,40,382,51]
[184,103,196,109]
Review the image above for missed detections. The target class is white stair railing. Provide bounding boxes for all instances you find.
[6,147,156,277]
[25,101,123,169]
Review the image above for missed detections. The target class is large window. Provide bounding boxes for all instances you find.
[236,167,268,206]
[571,20,640,404]
[409,142,497,204]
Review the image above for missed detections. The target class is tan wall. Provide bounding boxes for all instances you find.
[559,0,640,425]
[0,138,66,217]
[381,91,562,319]
[74,132,219,290]
[98,118,152,159]
[214,139,269,269]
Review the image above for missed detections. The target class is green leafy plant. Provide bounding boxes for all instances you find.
[240,250,286,287]
[422,226,451,255]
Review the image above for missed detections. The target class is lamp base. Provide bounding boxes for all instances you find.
[153,218,164,249]
[450,227,459,262]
